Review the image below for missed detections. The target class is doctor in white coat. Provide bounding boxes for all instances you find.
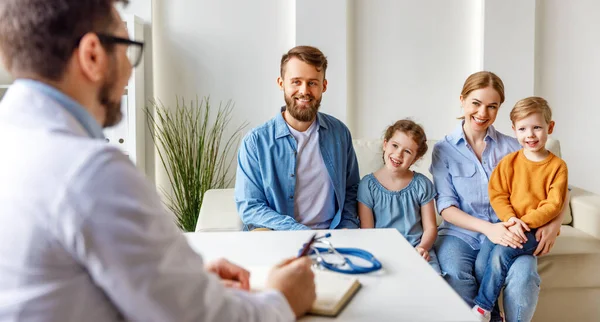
[0,0,315,321]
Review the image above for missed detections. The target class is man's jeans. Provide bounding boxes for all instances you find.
[474,230,539,312]
[435,235,541,322]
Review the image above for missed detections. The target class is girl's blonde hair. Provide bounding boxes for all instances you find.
[383,119,428,160]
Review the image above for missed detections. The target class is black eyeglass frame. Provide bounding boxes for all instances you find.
[96,33,145,67]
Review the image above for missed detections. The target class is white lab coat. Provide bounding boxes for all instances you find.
[0,82,294,322]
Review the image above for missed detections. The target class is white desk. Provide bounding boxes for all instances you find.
[185,228,476,322]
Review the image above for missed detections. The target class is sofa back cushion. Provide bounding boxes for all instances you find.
[352,137,572,225]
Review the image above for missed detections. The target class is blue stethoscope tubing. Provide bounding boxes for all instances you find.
[309,246,383,274]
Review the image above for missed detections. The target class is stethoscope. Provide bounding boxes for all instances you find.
[301,233,383,274]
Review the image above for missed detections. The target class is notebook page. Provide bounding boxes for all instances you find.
[248,266,361,316]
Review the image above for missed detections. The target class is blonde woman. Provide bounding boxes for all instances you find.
[430,72,567,322]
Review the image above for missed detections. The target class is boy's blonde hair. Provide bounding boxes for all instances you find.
[510,96,552,124]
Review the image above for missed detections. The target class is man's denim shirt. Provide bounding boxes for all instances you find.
[235,108,360,231]
[429,122,520,249]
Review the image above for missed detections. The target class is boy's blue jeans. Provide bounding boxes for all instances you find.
[474,229,539,312]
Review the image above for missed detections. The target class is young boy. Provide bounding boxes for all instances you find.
[471,97,568,322]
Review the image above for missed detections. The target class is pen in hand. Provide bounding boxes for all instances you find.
[297,233,317,258]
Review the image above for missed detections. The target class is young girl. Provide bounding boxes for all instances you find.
[358,119,441,274]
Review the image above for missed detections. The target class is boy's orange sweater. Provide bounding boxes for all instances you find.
[489,150,568,228]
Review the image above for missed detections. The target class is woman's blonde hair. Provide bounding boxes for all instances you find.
[458,71,505,119]
[510,97,552,124]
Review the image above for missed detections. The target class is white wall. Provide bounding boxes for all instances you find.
[348,0,600,195]
[482,0,536,134]
[350,0,480,140]
[124,0,599,195]
[535,0,600,195]
[151,0,294,190]
[296,0,349,123]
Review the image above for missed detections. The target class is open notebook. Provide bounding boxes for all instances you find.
[249,267,361,317]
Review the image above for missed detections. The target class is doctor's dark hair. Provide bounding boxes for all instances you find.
[0,0,129,81]
[383,119,428,160]
[280,46,328,80]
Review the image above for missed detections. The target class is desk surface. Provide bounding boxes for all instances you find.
[185,228,476,322]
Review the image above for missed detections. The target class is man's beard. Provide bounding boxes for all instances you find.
[284,92,321,122]
[99,64,123,128]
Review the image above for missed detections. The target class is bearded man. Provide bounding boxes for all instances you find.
[235,46,360,231]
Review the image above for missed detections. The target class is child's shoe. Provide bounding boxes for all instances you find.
[471,305,491,322]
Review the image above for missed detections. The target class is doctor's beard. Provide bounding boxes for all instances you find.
[99,68,123,128]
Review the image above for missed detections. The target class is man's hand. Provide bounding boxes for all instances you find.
[266,257,316,318]
[507,217,530,243]
[415,246,430,261]
[205,258,250,291]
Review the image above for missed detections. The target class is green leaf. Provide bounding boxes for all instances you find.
[145,96,247,232]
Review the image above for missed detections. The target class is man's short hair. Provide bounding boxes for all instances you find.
[280,46,328,79]
[0,0,128,81]
[510,96,553,125]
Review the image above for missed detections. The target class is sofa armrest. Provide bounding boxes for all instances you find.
[195,188,242,232]
[569,186,600,240]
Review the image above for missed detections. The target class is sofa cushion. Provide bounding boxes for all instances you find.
[196,188,241,232]
[352,138,572,225]
[537,225,600,289]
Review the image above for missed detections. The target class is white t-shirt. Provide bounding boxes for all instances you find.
[287,120,336,229]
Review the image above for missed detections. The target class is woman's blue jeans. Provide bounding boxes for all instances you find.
[435,235,540,322]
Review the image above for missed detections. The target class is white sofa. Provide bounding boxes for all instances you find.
[196,138,600,322]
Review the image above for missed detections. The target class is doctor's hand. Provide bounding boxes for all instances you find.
[266,257,316,318]
[205,258,250,291]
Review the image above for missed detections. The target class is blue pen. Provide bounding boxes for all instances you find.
[297,233,317,258]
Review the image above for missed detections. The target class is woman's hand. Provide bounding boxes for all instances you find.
[484,222,523,249]
[534,189,568,256]
[415,246,430,261]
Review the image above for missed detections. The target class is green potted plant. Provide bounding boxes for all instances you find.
[146,96,246,232]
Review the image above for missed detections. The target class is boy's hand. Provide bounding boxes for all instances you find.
[508,217,530,242]
[415,246,430,261]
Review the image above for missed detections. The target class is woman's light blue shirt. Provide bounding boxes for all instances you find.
[429,122,520,250]
[357,172,436,247]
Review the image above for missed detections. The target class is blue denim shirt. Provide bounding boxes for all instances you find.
[429,122,520,249]
[235,108,360,230]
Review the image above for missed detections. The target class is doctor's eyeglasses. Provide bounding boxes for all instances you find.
[96,33,145,68]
